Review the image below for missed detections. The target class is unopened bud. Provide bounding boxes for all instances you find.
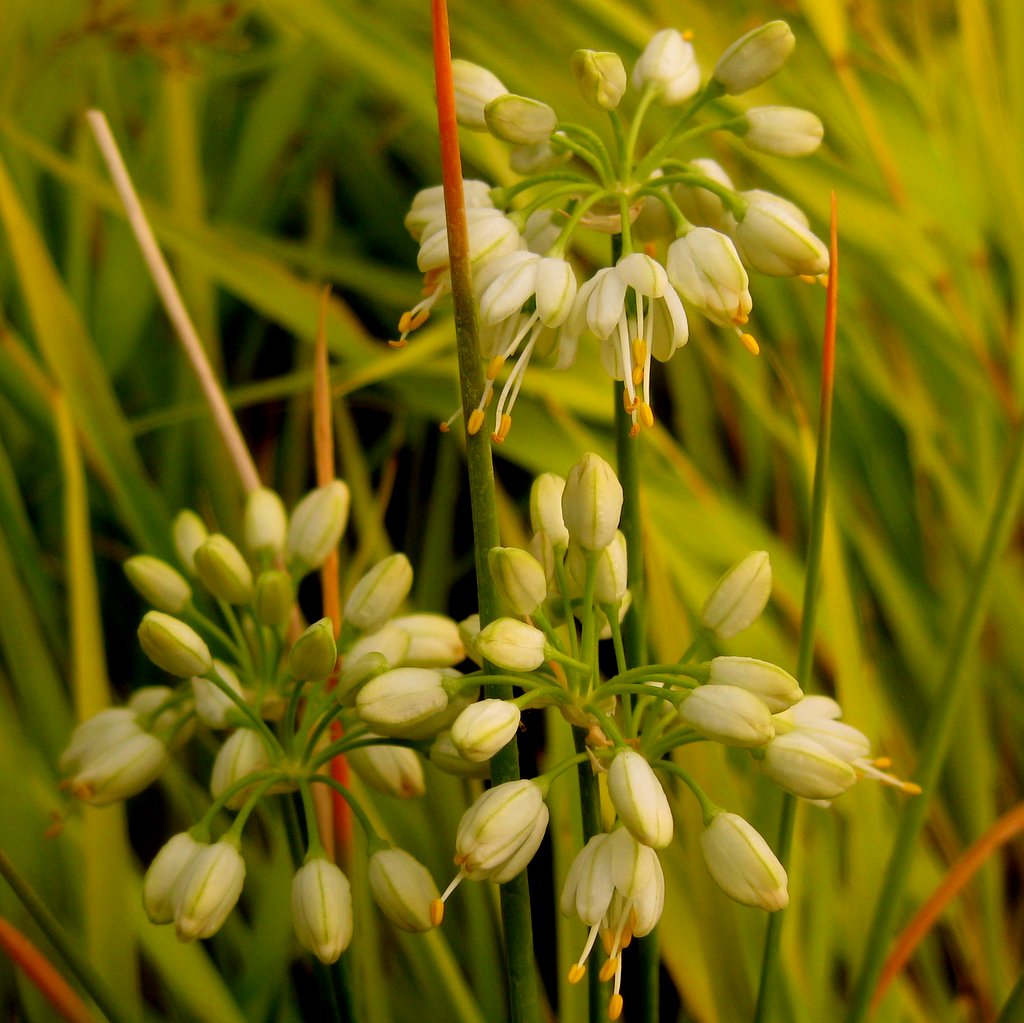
[707,656,802,713]
[712,21,795,95]
[144,832,203,924]
[172,509,208,574]
[174,840,246,941]
[244,487,287,560]
[476,618,547,671]
[450,699,521,762]
[632,29,701,104]
[192,659,245,729]
[570,49,627,110]
[355,667,451,740]
[348,740,425,798]
[210,728,274,809]
[428,730,491,778]
[485,93,557,146]
[489,547,547,616]
[288,618,338,681]
[389,613,465,667]
[452,60,508,131]
[286,481,350,574]
[741,106,823,157]
[530,472,569,547]
[562,453,623,552]
[344,553,413,633]
[368,848,439,932]
[700,551,771,638]
[138,611,212,677]
[124,555,192,613]
[291,858,353,963]
[67,729,168,805]
[701,811,788,910]
[606,749,673,848]
[760,732,858,799]
[253,569,294,627]
[679,685,775,747]
[194,534,254,605]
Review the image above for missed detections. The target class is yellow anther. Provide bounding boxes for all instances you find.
[467,409,485,435]
[601,930,614,955]
[901,781,923,796]
[487,355,506,380]
[410,309,430,330]
[599,957,619,982]
[740,332,760,355]
[629,422,640,438]
[608,994,624,1020]
[568,964,586,984]
[682,28,694,40]
[429,899,445,926]
[438,421,450,433]
[398,311,414,334]
[388,338,408,349]
[632,337,647,364]
[631,365,644,387]
[492,413,512,443]
[799,274,817,285]
[639,402,654,429]
[873,756,893,769]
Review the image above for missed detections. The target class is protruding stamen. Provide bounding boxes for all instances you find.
[388,338,408,349]
[639,402,654,429]
[682,28,695,40]
[631,365,644,387]
[467,409,486,435]
[599,956,618,982]
[439,407,463,434]
[439,871,465,905]
[873,757,892,769]
[608,994,624,1021]
[430,899,445,926]
[902,781,923,795]
[568,964,586,984]
[740,332,760,355]
[492,414,512,443]
[487,355,506,380]
[799,274,817,284]
[629,421,640,439]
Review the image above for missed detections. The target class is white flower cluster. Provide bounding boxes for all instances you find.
[396,21,830,441]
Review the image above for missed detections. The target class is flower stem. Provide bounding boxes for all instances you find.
[431,4,538,1020]
[754,192,839,1023]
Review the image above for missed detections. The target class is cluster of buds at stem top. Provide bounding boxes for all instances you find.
[397,20,828,440]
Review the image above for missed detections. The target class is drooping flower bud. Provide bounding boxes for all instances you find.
[286,481,350,574]
[450,699,521,763]
[355,667,452,739]
[707,656,803,713]
[210,728,272,809]
[712,21,795,95]
[678,685,775,747]
[475,618,548,671]
[66,728,168,805]
[243,487,288,560]
[344,623,411,670]
[288,618,338,681]
[666,229,752,327]
[760,731,858,799]
[252,569,294,627]
[485,94,558,145]
[192,659,246,729]
[729,191,829,277]
[700,811,789,910]
[454,779,549,883]
[488,547,548,616]
[143,832,203,924]
[699,551,772,639]
[344,554,413,633]
[530,472,570,548]
[389,613,465,667]
[562,453,623,552]
[291,858,353,963]
[124,555,192,614]
[193,534,254,605]
[606,750,673,848]
[174,840,246,941]
[59,708,140,775]
[172,509,208,574]
[452,60,508,131]
[740,106,823,157]
[347,740,425,798]
[404,180,495,241]
[632,29,701,104]
[138,611,212,678]
[570,49,627,109]
[368,848,439,932]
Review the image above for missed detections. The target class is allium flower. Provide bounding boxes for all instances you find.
[286,481,350,574]
[193,534,254,605]
[174,840,246,941]
[712,21,795,95]
[666,228,752,328]
[727,190,829,277]
[63,722,168,806]
[368,848,440,931]
[488,546,548,615]
[291,858,353,963]
[700,550,772,638]
[192,659,246,729]
[475,618,548,671]
[700,811,788,910]
[449,699,522,762]
[451,60,508,131]
[403,180,495,241]
[210,729,273,809]
[673,159,736,229]
[485,94,558,145]
[344,553,414,633]
[741,106,824,157]
[606,749,673,848]
[678,685,775,748]
[571,49,627,110]
[632,29,701,104]
[570,253,687,434]
[243,487,287,560]
[172,509,208,574]
[561,452,623,552]
[138,611,212,678]
[144,832,203,924]
[124,555,192,613]
[347,740,426,798]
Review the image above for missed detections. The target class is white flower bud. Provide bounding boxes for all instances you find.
[475,618,547,671]
[450,699,521,763]
[417,208,522,275]
[489,547,548,616]
[571,49,627,110]
[193,534,254,605]
[172,509,208,574]
[192,659,245,729]
[760,731,858,799]
[700,811,789,910]
[286,481,350,574]
[210,729,272,809]
[742,106,823,157]
[457,614,483,667]
[560,832,614,924]
[59,708,140,774]
[509,140,570,175]
[729,191,829,277]
[451,60,508,131]
[455,779,549,882]
[679,685,775,747]
[66,728,168,805]
[253,569,294,627]
[138,611,212,677]
[355,667,451,739]
[782,715,871,763]
[606,750,673,848]
[344,554,413,633]
[368,848,439,932]
[144,832,203,924]
[673,159,735,229]
[566,532,628,606]
[288,618,338,681]
[700,551,772,639]
[243,487,287,560]
[632,29,701,104]
[291,858,353,963]
[485,93,557,145]
[666,229,752,327]
[561,453,623,552]
[348,740,425,798]
[344,622,411,669]
[707,656,803,713]
[530,472,569,548]
[404,180,494,241]
[429,730,492,778]
[124,555,192,614]
[713,21,795,95]
[390,613,465,667]
[334,651,390,704]
[175,840,245,941]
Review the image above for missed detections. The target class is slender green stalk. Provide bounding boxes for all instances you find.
[0,849,135,1023]
[845,415,1024,1022]
[754,193,839,1023]
[431,3,538,1020]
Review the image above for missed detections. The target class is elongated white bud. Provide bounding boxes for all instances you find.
[144,832,203,924]
[562,453,623,552]
[344,553,413,633]
[712,21,795,95]
[124,555,192,613]
[244,487,287,560]
[678,685,775,747]
[606,750,673,848]
[138,611,212,677]
[450,699,521,762]
[701,811,789,910]
[286,481,350,573]
[368,848,439,932]
[700,551,772,638]
[174,840,246,941]
[291,858,353,963]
